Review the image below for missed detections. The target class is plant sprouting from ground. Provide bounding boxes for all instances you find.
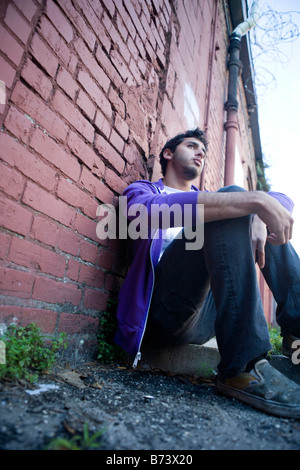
[98,299,126,364]
[0,322,68,383]
[46,423,105,450]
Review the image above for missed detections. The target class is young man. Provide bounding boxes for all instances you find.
[114,128,300,418]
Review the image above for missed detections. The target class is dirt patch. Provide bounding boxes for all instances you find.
[1,362,300,451]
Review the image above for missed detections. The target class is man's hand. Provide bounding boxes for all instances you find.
[256,191,294,246]
[252,214,267,268]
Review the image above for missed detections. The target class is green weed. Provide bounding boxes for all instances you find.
[98,299,125,364]
[268,326,282,355]
[0,323,68,383]
[46,422,105,450]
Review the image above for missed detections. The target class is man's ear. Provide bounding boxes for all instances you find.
[163,148,173,161]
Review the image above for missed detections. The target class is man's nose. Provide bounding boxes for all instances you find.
[196,148,206,158]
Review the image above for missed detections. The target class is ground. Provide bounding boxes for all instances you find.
[1,361,300,452]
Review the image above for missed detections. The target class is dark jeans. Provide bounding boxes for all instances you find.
[144,185,300,379]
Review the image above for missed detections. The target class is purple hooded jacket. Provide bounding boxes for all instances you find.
[114,179,294,366]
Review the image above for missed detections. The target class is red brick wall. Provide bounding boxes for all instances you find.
[0,0,258,360]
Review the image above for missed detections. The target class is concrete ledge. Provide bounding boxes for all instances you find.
[270,355,300,385]
[139,340,300,385]
[140,340,220,378]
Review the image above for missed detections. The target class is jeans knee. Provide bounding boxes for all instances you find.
[218,185,246,194]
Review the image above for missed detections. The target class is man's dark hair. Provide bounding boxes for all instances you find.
[159,128,208,176]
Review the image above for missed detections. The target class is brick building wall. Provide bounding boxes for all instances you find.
[0,0,259,360]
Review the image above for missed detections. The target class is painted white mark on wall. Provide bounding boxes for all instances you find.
[234,145,245,188]
[0,81,6,105]
[184,83,200,129]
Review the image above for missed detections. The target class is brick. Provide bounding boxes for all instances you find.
[128,58,142,86]
[56,0,96,51]
[79,240,98,263]
[0,55,16,89]
[105,272,120,293]
[116,13,128,42]
[110,49,135,85]
[74,212,99,243]
[78,264,104,288]
[74,38,110,93]
[108,87,125,118]
[67,130,105,178]
[30,214,59,247]
[95,45,122,89]
[33,276,81,305]
[125,1,146,42]
[75,0,107,48]
[0,193,32,236]
[56,177,99,219]
[22,181,76,228]
[0,232,11,260]
[109,128,125,153]
[0,267,34,298]
[13,0,38,21]
[46,0,73,43]
[94,110,111,138]
[52,89,94,143]
[0,133,57,191]
[11,82,68,142]
[4,3,31,45]
[84,288,108,310]
[38,16,77,73]
[0,161,24,199]
[114,114,129,141]
[94,134,125,174]
[30,127,81,181]
[56,66,79,99]
[57,228,80,256]
[0,306,57,333]
[79,166,114,204]
[105,167,127,194]
[58,312,99,334]
[127,35,139,61]
[77,69,111,116]
[4,106,33,144]
[102,0,115,17]
[114,2,136,40]
[8,237,65,277]
[85,0,103,20]
[21,58,53,101]
[97,248,116,271]
[102,12,129,62]
[66,258,80,281]
[0,25,24,66]
[30,33,59,77]
[76,89,96,120]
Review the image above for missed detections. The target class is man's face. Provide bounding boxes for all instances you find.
[165,138,207,180]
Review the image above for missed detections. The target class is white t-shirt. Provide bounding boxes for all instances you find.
[158,185,185,261]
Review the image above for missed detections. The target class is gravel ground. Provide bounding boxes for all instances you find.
[1,362,300,452]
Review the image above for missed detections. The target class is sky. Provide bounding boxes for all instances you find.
[250,0,300,255]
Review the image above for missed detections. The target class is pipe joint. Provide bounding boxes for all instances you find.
[227,58,243,71]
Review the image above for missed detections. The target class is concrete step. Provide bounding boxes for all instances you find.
[140,339,300,385]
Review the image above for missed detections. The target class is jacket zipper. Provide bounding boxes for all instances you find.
[133,183,161,368]
[133,234,157,368]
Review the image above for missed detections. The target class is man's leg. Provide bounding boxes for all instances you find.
[145,185,271,379]
[262,241,300,337]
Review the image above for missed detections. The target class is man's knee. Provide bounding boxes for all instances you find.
[217,185,247,194]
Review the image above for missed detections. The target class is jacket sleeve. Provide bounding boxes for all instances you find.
[122,181,200,229]
[267,191,294,214]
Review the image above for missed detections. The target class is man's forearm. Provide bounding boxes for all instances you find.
[197,190,264,223]
[198,190,293,245]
